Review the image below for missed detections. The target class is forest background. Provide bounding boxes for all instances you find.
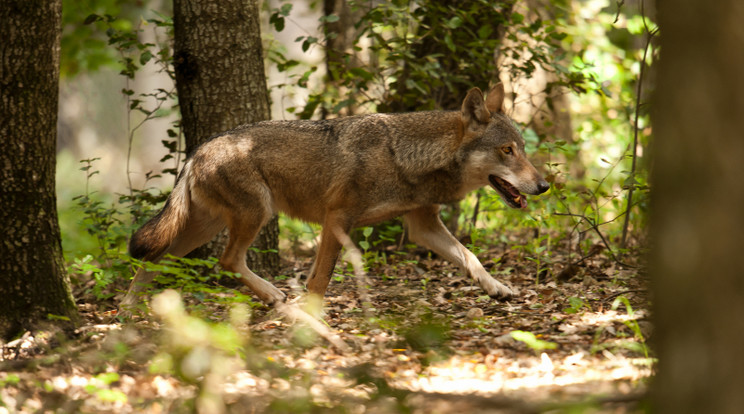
[6,0,727,412]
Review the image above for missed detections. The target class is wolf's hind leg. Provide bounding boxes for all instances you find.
[403,205,514,300]
[221,214,286,305]
[306,212,349,296]
[120,205,225,312]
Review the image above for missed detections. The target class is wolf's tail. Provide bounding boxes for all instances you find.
[129,161,193,261]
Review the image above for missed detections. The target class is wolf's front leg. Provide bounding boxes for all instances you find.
[403,205,514,300]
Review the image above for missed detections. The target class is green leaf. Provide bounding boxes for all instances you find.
[270,14,285,32]
[446,16,463,29]
[550,32,567,41]
[83,14,99,25]
[301,36,318,52]
[510,330,557,352]
[96,372,120,385]
[444,34,455,52]
[139,50,153,65]
[95,389,128,403]
[277,59,300,72]
[349,67,374,81]
[477,25,493,39]
[279,3,293,16]
[323,14,340,23]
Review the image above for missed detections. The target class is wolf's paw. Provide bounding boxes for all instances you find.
[481,277,515,300]
[255,282,287,305]
[259,287,287,305]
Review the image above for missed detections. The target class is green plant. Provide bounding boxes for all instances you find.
[73,158,127,263]
[82,11,182,210]
[84,372,127,404]
[564,296,589,314]
[358,226,374,252]
[611,295,650,358]
[510,330,558,353]
[69,159,136,300]
[148,290,251,413]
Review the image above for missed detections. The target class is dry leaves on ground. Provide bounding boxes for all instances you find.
[1,233,652,413]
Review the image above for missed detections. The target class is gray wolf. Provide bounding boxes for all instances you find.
[120,83,549,311]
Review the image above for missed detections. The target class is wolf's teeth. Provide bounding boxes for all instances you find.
[513,196,520,203]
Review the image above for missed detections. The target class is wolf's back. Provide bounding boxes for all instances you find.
[129,162,192,261]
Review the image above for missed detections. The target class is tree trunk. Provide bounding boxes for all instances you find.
[322,0,365,117]
[0,0,80,340]
[172,0,279,274]
[651,0,744,412]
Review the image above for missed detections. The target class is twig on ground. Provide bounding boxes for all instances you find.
[602,289,647,303]
[554,212,634,268]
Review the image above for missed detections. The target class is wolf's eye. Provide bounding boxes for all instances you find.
[502,146,513,155]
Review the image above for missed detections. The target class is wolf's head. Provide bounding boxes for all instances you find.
[459,84,550,208]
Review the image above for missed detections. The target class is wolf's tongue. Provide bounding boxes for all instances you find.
[513,194,527,209]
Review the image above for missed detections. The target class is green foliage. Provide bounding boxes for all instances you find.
[271,0,591,117]
[611,295,649,358]
[144,256,259,309]
[149,290,251,412]
[510,330,558,353]
[0,374,21,387]
[563,296,589,314]
[66,159,255,308]
[84,372,128,404]
[358,226,374,252]
[73,158,128,260]
[61,0,141,77]
[75,8,183,205]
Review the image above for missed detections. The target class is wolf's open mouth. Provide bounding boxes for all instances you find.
[488,175,527,209]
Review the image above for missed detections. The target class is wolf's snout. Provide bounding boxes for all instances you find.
[536,179,550,194]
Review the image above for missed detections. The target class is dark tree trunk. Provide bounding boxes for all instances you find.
[0,0,80,340]
[651,0,744,412]
[172,0,279,274]
[322,0,365,117]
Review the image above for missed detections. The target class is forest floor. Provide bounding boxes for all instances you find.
[1,231,652,413]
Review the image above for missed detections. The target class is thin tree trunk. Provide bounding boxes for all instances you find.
[652,0,744,412]
[0,0,80,340]
[322,0,365,117]
[172,0,279,274]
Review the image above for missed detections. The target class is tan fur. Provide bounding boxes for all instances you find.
[120,83,549,311]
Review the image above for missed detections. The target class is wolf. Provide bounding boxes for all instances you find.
[120,83,549,311]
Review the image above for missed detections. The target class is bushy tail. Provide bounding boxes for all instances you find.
[129,162,192,261]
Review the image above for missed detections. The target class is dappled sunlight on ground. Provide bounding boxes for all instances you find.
[1,237,651,412]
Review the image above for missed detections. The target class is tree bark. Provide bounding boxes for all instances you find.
[322,0,365,117]
[172,0,279,274]
[651,0,744,412]
[0,0,80,340]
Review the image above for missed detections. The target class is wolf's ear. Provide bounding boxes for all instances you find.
[461,87,490,128]
[485,83,505,114]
